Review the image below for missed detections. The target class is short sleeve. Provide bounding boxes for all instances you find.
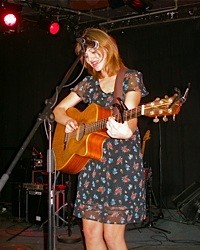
[71,76,94,103]
[125,70,149,98]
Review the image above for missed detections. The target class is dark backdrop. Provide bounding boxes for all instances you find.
[0,19,200,208]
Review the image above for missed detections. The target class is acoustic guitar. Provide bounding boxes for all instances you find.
[53,94,181,174]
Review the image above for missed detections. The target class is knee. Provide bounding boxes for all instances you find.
[83,222,103,243]
[104,226,126,249]
[104,231,114,246]
[83,225,95,241]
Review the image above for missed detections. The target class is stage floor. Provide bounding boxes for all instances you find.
[0,205,200,250]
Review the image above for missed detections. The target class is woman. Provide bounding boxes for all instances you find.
[53,28,148,250]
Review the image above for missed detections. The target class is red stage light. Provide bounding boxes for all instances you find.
[49,21,60,35]
[0,4,21,33]
[38,17,61,35]
[3,13,17,27]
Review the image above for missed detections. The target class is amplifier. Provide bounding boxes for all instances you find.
[25,189,66,226]
[26,190,48,224]
[23,182,46,191]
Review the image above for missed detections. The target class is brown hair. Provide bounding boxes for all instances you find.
[75,28,125,79]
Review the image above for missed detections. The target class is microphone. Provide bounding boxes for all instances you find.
[76,37,99,50]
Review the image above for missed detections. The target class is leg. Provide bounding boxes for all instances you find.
[104,224,127,250]
[82,219,107,250]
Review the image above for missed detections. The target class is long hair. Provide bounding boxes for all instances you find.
[75,28,125,79]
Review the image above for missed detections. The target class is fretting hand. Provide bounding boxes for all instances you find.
[106,117,133,139]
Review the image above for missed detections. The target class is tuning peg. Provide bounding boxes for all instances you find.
[153,116,159,123]
[163,116,168,122]
[173,114,176,121]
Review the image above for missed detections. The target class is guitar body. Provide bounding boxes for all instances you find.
[53,103,111,174]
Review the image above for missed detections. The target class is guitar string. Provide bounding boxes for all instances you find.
[65,96,179,140]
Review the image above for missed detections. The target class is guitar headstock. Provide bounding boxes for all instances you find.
[143,130,151,142]
[144,94,181,121]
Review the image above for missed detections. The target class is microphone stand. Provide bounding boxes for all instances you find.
[157,122,164,219]
[0,52,83,250]
[154,83,191,220]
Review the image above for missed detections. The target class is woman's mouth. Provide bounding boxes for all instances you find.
[91,61,99,68]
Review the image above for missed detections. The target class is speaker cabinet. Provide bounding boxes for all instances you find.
[173,181,200,223]
[26,190,48,225]
[26,188,66,226]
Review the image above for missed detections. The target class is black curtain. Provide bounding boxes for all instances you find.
[112,20,200,207]
[0,27,76,200]
[0,20,200,208]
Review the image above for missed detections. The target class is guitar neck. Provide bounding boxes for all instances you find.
[83,106,142,135]
[77,92,181,138]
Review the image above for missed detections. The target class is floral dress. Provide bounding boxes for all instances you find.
[72,69,148,224]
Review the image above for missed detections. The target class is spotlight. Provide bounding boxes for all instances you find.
[49,21,60,35]
[0,3,21,33]
[38,17,61,36]
[3,13,17,27]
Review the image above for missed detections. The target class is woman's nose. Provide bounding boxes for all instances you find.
[87,48,97,58]
[86,52,94,61]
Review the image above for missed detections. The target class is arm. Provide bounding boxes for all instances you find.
[125,89,141,131]
[106,90,141,139]
[53,91,82,132]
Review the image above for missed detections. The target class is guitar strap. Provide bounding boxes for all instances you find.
[113,66,128,115]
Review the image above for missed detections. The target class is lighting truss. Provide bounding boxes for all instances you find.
[99,3,200,31]
[3,0,200,34]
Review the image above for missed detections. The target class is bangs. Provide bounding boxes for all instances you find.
[75,28,124,78]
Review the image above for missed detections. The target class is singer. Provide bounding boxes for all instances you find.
[53,28,148,250]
